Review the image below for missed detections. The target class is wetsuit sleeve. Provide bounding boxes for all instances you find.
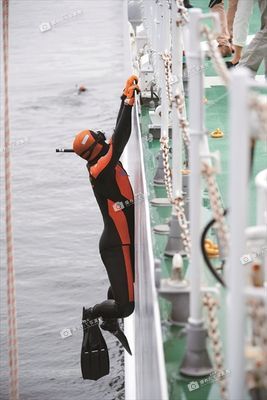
[115,95,126,126]
[112,102,132,158]
[89,101,132,180]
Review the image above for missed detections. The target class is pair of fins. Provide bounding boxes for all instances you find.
[81,307,132,380]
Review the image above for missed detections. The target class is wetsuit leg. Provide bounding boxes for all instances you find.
[107,286,114,300]
[92,245,134,319]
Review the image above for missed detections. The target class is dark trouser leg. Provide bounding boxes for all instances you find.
[92,245,135,319]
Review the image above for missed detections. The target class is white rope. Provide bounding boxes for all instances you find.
[2,1,20,399]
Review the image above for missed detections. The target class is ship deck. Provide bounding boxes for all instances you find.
[138,1,266,399]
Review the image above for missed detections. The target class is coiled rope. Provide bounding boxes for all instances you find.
[2,0,20,399]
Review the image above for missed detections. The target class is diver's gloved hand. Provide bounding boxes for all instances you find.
[123,74,138,97]
[124,84,140,106]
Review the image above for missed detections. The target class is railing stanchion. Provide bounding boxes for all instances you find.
[226,68,251,400]
[180,8,213,377]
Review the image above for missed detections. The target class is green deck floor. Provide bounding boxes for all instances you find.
[139,2,266,399]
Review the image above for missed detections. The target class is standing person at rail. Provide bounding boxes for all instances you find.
[209,0,232,57]
[238,0,267,78]
[72,76,140,377]
[225,0,255,68]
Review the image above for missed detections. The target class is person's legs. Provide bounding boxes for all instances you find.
[91,245,134,319]
[259,0,267,29]
[227,0,238,41]
[211,1,232,56]
[239,0,267,76]
[231,0,254,63]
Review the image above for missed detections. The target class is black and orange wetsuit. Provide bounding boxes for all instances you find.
[87,96,134,319]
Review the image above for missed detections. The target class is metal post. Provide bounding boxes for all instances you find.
[255,169,267,282]
[255,169,267,226]
[171,0,183,199]
[153,0,171,185]
[148,1,161,136]
[148,1,158,88]
[164,0,185,256]
[142,1,148,37]
[153,0,161,82]
[151,1,157,74]
[180,9,213,377]
[226,68,251,400]
[160,0,170,139]
[187,8,204,325]
[143,0,152,44]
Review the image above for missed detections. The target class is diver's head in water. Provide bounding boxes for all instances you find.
[78,85,87,94]
[73,129,107,164]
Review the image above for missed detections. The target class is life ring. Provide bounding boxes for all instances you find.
[204,239,219,258]
[210,128,224,138]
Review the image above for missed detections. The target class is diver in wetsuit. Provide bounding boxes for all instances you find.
[72,76,139,362]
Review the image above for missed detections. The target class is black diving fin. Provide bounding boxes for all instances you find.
[81,307,110,380]
[100,319,132,356]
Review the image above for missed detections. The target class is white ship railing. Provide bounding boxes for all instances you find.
[127,103,169,400]
[123,2,168,399]
[123,103,169,400]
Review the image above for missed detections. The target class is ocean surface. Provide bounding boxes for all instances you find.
[0,1,126,399]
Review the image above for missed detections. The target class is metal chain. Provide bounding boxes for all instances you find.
[173,93,191,148]
[161,51,172,107]
[160,135,173,201]
[176,0,189,26]
[201,163,229,254]
[203,293,228,400]
[160,136,191,256]
[160,49,192,256]
[173,196,191,256]
[161,51,191,150]
[247,298,267,389]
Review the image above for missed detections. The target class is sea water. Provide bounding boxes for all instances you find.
[0,1,125,399]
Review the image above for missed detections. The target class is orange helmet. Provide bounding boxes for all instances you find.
[72,129,106,161]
